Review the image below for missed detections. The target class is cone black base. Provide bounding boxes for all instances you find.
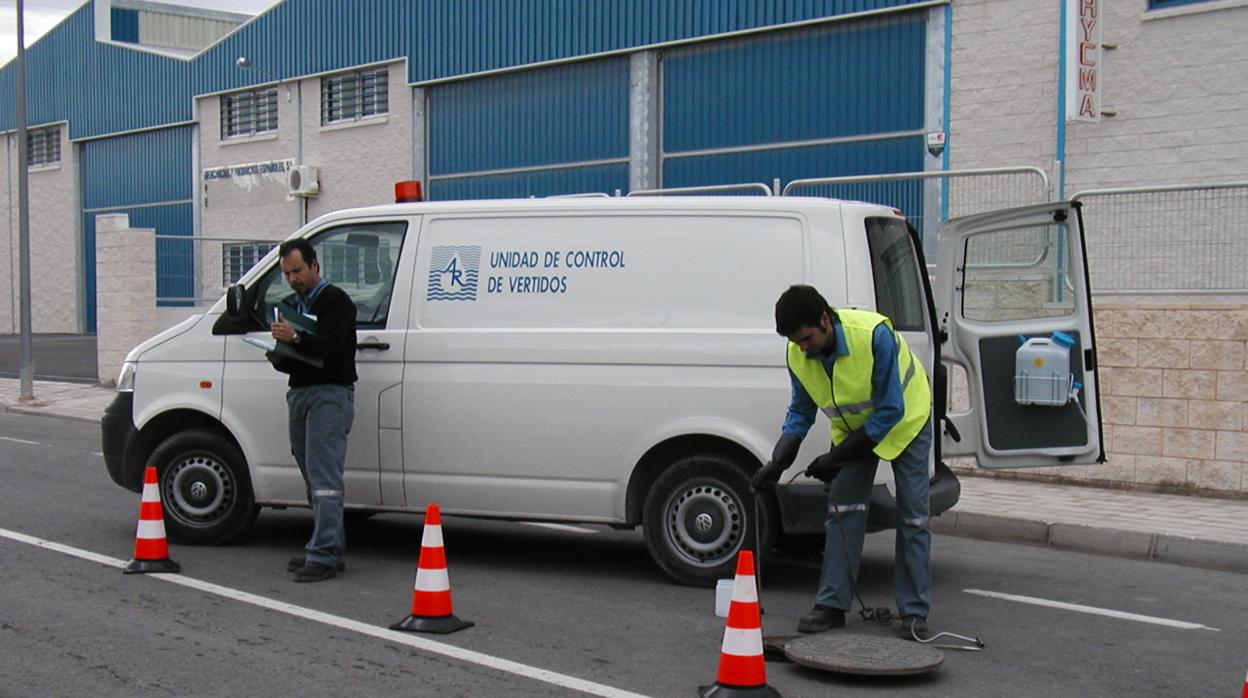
[124,557,181,574]
[698,683,782,698]
[389,614,473,634]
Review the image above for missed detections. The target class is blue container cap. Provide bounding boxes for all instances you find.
[1051,331,1075,348]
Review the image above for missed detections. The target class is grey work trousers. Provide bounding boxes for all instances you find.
[815,422,933,619]
[287,384,354,566]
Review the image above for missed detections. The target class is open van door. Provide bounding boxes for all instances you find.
[935,201,1104,468]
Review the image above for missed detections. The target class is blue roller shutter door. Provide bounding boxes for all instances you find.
[428,58,629,200]
[80,126,194,331]
[663,13,926,204]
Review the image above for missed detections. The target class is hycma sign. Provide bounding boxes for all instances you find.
[1066,0,1101,123]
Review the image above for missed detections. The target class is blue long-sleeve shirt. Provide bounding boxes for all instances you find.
[781,319,905,444]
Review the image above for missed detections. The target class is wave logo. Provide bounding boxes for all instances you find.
[427,245,481,301]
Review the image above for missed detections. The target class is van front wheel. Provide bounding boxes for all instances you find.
[150,429,258,545]
[642,455,774,587]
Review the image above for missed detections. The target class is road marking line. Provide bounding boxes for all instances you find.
[0,436,40,445]
[964,589,1220,631]
[0,527,651,698]
[519,522,600,534]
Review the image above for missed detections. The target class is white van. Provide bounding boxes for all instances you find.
[101,195,1103,586]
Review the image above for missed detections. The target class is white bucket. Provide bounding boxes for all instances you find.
[715,578,734,617]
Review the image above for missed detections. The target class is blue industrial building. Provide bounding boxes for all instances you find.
[0,0,947,331]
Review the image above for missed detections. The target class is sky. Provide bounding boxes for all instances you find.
[0,0,280,66]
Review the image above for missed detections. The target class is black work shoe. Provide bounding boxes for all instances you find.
[797,605,846,633]
[292,561,339,583]
[899,615,928,640]
[287,557,346,573]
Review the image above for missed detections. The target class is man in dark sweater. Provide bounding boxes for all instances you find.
[268,239,358,582]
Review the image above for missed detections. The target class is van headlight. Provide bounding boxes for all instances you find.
[116,361,136,392]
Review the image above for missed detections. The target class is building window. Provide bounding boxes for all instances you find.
[221,88,278,139]
[321,67,389,125]
[27,126,61,167]
[222,242,276,287]
[1148,0,1213,8]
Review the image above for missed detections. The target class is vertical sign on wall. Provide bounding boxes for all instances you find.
[1066,0,1101,123]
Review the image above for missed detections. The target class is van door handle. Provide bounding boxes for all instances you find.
[357,340,390,351]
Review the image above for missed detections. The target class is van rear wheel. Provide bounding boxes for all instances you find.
[642,455,775,587]
[150,429,258,545]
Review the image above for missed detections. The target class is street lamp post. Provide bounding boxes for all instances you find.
[16,0,35,401]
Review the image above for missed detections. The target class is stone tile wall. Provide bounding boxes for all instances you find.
[953,302,1248,497]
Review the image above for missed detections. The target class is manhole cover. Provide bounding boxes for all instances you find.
[783,633,944,676]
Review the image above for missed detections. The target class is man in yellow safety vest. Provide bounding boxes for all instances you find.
[751,285,933,640]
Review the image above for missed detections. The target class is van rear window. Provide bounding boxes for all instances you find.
[865,217,925,331]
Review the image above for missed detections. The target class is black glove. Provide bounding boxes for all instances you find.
[804,429,877,483]
[751,433,802,492]
[803,452,843,483]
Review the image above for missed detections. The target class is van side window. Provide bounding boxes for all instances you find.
[865,217,925,331]
[255,222,407,328]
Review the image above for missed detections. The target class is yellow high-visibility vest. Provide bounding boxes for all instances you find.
[786,308,931,460]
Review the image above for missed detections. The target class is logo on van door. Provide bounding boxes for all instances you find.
[427,245,481,301]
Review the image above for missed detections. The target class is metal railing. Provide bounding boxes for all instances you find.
[1072,182,1248,295]
[784,166,1052,250]
[154,234,278,306]
[628,182,775,197]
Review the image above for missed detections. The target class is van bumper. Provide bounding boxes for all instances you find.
[775,461,961,535]
[100,391,142,492]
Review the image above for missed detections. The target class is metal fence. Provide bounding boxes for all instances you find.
[1072,182,1248,295]
[784,166,1052,256]
[155,235,277,306]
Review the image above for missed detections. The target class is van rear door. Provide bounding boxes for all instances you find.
[935,201,1104,468]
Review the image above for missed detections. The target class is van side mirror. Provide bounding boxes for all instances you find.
[213,284,255,335]
[226,284,246,320]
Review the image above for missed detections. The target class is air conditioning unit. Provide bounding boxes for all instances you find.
[287,165,320,197]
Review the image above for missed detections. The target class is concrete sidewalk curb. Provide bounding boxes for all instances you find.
[3,404,102,423]
[933,511,1248,575]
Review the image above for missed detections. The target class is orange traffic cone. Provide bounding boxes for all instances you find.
[1241,667,1247,698]
[123,466,181,574]
[390,503,472,634]
[699,550,780,697]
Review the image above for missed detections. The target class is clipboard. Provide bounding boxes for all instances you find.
[241,334,324,369]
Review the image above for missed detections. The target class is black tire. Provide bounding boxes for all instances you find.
[149,428,258,545]
[642,454,776,587]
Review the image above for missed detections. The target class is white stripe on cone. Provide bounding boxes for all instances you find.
[142,482,160,501]
[720,627,765,657]
[136,519,167,540]
[730,574,757,603]
[421,524,444,548]
[414,567,451,592]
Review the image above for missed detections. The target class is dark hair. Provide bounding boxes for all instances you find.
[775,285,834,336]
[279,239,317,266]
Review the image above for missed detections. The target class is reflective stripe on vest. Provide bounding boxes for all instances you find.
[787,308,932,461]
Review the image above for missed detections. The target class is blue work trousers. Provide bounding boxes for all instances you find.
[287,384,354,566]
[815,422,933,619]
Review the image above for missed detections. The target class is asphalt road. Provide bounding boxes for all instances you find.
[0,334,98,383]
[1,412,1245,696]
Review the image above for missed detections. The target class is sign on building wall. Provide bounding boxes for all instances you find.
[203,159,294,192]
[1066,0,1101,123]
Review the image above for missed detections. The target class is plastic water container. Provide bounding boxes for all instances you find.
[715,578,734,617]
[1014,332,1075,406]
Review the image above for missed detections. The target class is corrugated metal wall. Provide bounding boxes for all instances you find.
[80,126,194,330]
[0,0,934,139]
[662,13,927,196]
[428,58,629,200]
